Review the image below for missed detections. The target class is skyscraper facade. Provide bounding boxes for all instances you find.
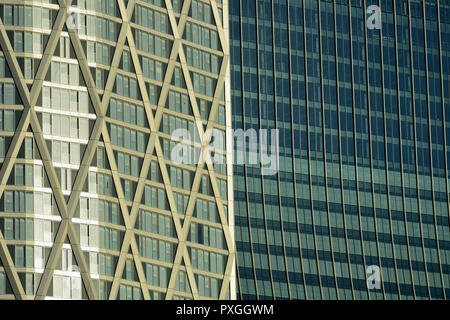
[0,0,235,300]
[231,0,450,299]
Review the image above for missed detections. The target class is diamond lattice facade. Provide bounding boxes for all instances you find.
[231,0,450,300]
[0,0,235,300]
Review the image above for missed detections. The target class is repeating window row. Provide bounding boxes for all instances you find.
[138,236,174,263]
[134,5,169,33]
[200,174,228,200]
[142,56,166,82]
[42,113,90,140]
[12,31,44,54]
[41,87,89,114]
[109,123,147,153]
[190,247,225,275]
[99,226,121,250]
[0,272,7,295]
[135,29,171,58]
[79,197,121,225]
[79,224,99,248]
[162,113,196,137]
[0,110,16,131]
[191,0,214,24]
[53,275,82,299]
[167,90,191,115]
[0,84,16,105]
[89,172,114,196]
[119,284,142,300]
[50,61,80,86]
[51,141,81,166]
[87,41,113,65]
[161,137,199,164]
[3,191,34,213]
[109,98,147,127]
[175,271,190,293]
[185,22,219,51]
[143,185,168,210]
[98,253,116,276]
[189,223,225,250]
[192,71,216,97]
[185,45,221,74]
[3,5,52,29]
[145,262,169,288]
[116,151,141,177]
[115,74,139,100]
[173,191,190,215]
[169,165,193,191]
[195,198,220,223]
[195,274,221,298]
[0,57,5,77]
[2,218,34,240]
[79,0,118,17]
[84,15,118,42]
[14,164,34,186]
[137,209,173,237]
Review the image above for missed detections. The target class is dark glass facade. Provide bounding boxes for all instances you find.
[231,0,450,299]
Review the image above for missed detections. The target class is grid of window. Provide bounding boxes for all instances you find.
[232,0,450,300]
[0,0,232,300]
